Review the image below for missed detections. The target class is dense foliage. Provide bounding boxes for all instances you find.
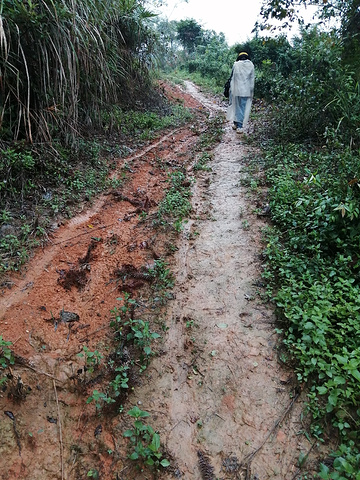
[253,3,360,478]
[0,0,157,144]
[263,144,360,479]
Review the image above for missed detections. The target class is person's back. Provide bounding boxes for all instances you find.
[231,59,254,98]
[226,52,255,133]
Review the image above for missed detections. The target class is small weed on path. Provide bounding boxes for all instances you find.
[0,336,14,385]
[124,406,170,470]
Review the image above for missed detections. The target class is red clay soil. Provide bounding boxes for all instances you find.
[0,82,207,480]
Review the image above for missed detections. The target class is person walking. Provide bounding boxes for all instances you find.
[226,52,255,134]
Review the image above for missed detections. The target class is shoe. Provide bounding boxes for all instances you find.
[232,124,237,130]
[236,128,244,134]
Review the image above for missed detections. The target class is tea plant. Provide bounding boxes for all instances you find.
[123,406,170,469]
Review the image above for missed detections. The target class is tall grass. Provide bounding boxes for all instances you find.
[0,0,156,144]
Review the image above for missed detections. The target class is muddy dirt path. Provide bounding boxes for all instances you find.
[0,82,318,480]
[134,83,317,480]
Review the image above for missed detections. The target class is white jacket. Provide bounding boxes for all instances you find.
[226,59,255,127]
[230,59,255,98]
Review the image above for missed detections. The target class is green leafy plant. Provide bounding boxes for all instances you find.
[123,406,170,469]
[261,140,360,476]
[318,442,360,480]
[158,171,192,230]
[86,469,99,478]
[125,319,161,369]
[0,209,12,222]
[77,346,103,374]
[0,337,14,385]
[241,220,250,230]
[86,389,115,411]
[194,152,212,171]
[109,364,130,396]
[148,258,175,291]
[110,293,137,334]
[103,107,192,136]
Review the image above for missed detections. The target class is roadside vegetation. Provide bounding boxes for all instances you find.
[259,7,360,479]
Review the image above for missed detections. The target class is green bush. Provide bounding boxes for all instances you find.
[1,0,157,143]
[265,28,360,145]
[262,141,360,476]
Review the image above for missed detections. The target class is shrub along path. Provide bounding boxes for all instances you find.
[0,83,331,479]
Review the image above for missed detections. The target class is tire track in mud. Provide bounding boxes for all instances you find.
[0,125,196,325]
[133,84,319,480]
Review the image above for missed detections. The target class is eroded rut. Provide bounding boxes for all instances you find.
[1,82,319,479]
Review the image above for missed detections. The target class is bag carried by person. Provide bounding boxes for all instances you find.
[223,70,233,98]
[223,79,231,98]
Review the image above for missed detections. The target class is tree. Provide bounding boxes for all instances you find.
[176,19,203,52]
[260,0,360,26]
[341,1,360,72]
[259,0,360,75]
[151,18,181,70]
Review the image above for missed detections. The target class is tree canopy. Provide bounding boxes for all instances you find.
[260,0,360,29]
[176,18,204,52]
[260,0,360,74]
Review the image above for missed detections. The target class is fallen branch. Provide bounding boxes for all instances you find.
[14,354,64,382]
[240,390,300,477]
[53,379,64,480]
